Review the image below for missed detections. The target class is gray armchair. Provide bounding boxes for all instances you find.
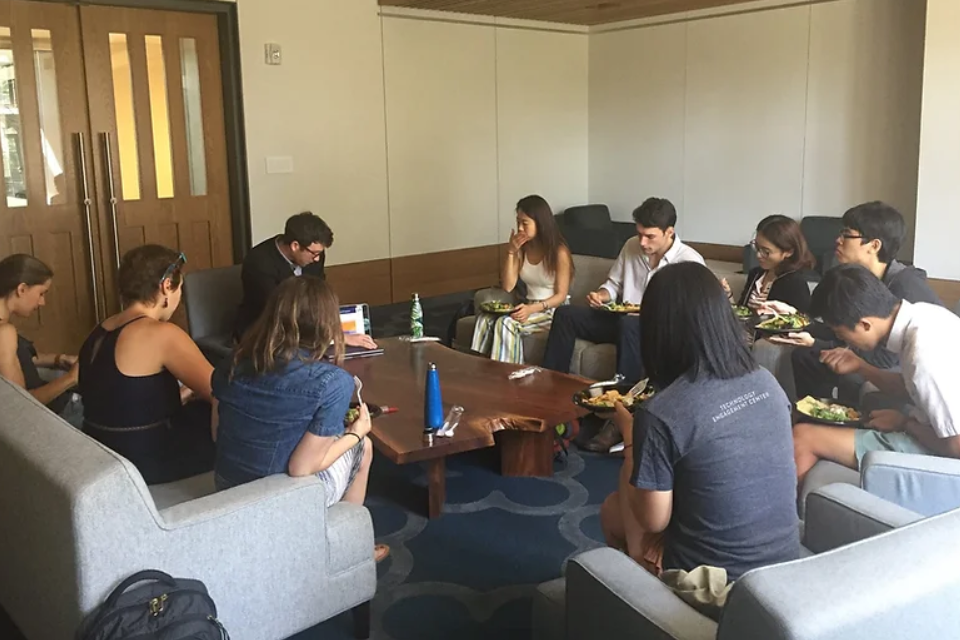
[0,377,376,640]
[802,451,960,518]
[183,264,242,365]
[534,483,960,640]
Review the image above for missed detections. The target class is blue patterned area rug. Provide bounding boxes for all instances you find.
[292,447,620,640]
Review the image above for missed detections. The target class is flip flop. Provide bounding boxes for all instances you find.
[374,544,391,563]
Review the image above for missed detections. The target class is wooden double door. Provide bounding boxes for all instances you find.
[0,0,233,353]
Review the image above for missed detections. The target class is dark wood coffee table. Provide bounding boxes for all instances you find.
[342,338,589,517]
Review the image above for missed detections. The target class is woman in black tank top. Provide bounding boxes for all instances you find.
[79,245,216,484]
[0,254,81,419]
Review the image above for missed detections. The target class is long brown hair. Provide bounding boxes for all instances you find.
[756,215,816,275]
[233,276,344,376]
[516,195,570,277]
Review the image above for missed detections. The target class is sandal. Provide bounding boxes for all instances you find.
[374,544,391,563]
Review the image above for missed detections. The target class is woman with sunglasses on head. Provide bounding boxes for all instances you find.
[725,215,816,314]
[78,245,216,484]
[0,254,82,423]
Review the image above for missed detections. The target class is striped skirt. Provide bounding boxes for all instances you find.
[470,306,555,364]
[317,436,366,507]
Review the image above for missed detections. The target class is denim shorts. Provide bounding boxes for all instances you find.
[854,429,932,468]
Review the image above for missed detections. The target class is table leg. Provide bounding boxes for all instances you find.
[499,429,554,477]
[426,457,446,518]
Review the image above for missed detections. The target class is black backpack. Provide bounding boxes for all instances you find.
[77,570,229,640]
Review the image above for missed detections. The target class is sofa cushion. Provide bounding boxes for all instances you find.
[570,254,614,302]
[532,577,566,640]
[149,471,217,510]
[572,342,616,381]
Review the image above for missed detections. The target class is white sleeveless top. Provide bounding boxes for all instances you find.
[520,255,556,302]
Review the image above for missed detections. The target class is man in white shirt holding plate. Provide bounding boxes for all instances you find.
[540,197,704,451]
[793,264,960,483]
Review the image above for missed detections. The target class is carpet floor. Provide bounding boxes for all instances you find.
[292,445,618,640]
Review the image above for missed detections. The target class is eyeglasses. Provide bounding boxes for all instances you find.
[750,239,774,258]
[159,252,187,285]
[301,245,323,258]
[838,231,864,241]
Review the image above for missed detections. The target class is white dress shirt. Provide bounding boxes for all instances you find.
[599,236,705,304]
[887,300,960,438]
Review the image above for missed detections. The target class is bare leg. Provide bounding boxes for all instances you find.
[793,423,858,483]
[600,491,651,566]
[342,437,373,505]
[600,492,626,551]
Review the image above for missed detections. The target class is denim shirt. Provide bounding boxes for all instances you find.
[212,355,354,489]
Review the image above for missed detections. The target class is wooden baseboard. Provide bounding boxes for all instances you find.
[929,278,960,310]
[326,259,393,307]
[324,245,502,306]
[686,241,744,264]
[391,245,500,303]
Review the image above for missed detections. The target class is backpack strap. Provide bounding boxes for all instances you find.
[85,570,179,631]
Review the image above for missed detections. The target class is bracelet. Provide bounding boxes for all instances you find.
[622,441,633,448]
[541,301,548,311]
[344,432,363,445]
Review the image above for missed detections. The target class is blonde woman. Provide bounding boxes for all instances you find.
[471,195,573,364]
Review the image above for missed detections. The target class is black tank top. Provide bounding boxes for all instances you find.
[16,333,69,414]
[78,317,181,428]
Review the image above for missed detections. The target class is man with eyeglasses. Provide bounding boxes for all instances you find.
[770,202,941,407]
[235,212,376,349]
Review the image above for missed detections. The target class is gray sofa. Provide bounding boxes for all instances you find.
[454,254,745,380]
[0,377,375,640]
[533,483,960,640]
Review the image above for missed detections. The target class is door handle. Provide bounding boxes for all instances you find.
[76,132,102,322]
[100,131,121,272]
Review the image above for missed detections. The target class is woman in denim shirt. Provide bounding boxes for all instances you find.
[213,276,388,561]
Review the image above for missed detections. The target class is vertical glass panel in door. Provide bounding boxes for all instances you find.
[0,27,26,207]
[145,35,173,199]
[179,38,206,196]
[108,33,140,201]
[32,29,66,205]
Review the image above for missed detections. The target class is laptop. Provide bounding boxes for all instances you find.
[337,303,384,360]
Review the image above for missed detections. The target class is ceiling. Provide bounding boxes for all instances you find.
[378,0,755,26]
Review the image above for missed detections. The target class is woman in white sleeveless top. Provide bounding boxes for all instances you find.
[471,195,573,363]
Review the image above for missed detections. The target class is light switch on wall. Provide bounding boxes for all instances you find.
[265,156,294,174]
[265,43,282,66]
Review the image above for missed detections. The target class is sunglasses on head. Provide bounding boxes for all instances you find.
[159,252,187,285]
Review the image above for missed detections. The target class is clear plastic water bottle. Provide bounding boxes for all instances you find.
[424,362,444,432]
[410,293,424,339]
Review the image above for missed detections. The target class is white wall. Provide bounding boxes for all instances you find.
[915,0,960,281]
[235,0,590,264]
[237,0,391,265]
[589,0,926,259]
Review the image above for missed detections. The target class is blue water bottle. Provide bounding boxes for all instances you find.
[424,362,444,432]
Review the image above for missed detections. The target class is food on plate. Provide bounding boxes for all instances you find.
[756,313,810,331]
[733,305,752,318]
[582,387,655,409]
[796,396,860,423]
[480,301,517,313]
[602,302,641,313]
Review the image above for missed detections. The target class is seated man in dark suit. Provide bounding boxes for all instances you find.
[235,211,376,350]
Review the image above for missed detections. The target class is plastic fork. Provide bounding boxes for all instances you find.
[353,375,364,406]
